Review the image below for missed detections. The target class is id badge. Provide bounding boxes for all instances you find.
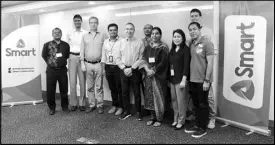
[149,57,155,63]
[109,56,113,62]
[170,69,174,76]
[56,53,62,57]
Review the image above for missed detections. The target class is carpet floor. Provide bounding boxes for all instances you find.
[1,101,274,144]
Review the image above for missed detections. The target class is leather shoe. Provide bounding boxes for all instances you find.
[62,108,70,113]
[49,109,55,115]
[98,107,104,114]
[86,106,96,113]
[79,106,85,111]
[136,112,143,121]
[70,106,77,111]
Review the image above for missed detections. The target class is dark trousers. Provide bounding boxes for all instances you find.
[46,67,69,110]
[105,64,122,108]
[190,82,210,130]
[120,69,142,114]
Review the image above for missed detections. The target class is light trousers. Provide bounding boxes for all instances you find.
[68,54,86,106]
[170,83,190,125]
[85,62,103,108]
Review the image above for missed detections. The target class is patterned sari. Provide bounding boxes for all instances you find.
[139,41,169,121]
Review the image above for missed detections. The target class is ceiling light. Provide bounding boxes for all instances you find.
[39,9,45,12]
[2,1,78,14]
[88,2,96,5]
[115,5,213,17]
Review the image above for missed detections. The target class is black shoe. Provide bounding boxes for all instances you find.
[86,106,96,113]
[98,107,104,114]
[119,112,131,120]
[70,106,77,111]
[184,125,199,133]
[136,112,143,121]
[49,109,55,115]
[191,128,207,138]
[79,106,85,111]
[62,108,70,113]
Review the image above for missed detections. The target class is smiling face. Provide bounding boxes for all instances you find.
[73,17,82,29]
[188,24,201,40]
[143,24,153,37]
[151,29,161,43]
[89,17,99,31]
[173,32,183,46]
[190,11,202,23]
[52,29,62,40]
[125,23,135,38]
[108,26,118,38]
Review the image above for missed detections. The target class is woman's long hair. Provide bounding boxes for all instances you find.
[171,29,187,52]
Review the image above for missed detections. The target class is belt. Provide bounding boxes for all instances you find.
[84,58,101,64]
[70,52,80,55]
[125,66,132,68]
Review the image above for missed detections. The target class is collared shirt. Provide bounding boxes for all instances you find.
[66,28,87,53]
[101,36,122,65]
[142,37,151,48]
[80,31,104,62]
[42,40,70,69]
[116,37,144,69]
[190,36,214,83]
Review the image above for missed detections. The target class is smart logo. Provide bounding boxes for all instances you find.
[223,16,266,109]
[16,39,26,48]
[231,80,254,101]
[6,39,36,57]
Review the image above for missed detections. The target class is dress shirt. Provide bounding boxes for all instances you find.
[116,37,144,69]
[66,28,87,53]
[101,36,122,65]
[80,31,104,62]
[42,40,70,69]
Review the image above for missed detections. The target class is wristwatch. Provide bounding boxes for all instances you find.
[204,79,210,83]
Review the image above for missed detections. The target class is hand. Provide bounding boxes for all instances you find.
[179,80,186,88]
[203,81,210,91]
[146,69,155,77]
[124,68,132,77]
[81,63,86,72]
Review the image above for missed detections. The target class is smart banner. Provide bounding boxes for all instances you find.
[216,5,274,137]
[1,24,42,106]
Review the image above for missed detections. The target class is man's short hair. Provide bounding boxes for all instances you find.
[190,8,202,16]
[125,22,135,29]
[73,14,82,21]
[188,22,202,29]
[52,27,62,34]
[144,24,153,29]
[89,16,99,23]
[108,23,118,31]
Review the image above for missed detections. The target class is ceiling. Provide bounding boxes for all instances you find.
[1,1,211,15]
[1,1,32,7]
[1,1,128,15]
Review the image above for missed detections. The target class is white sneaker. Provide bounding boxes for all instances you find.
[207,119,215,129]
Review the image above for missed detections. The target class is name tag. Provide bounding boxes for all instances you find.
[170,69,174,76]
[149,57,155,63]
[56,53,62,57]
[109,56,113,62]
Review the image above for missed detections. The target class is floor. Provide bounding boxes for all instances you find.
[1,100,274,144]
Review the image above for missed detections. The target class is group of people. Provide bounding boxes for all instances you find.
[41,8,216,138]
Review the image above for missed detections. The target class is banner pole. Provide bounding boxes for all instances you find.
[216,117,271,136]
